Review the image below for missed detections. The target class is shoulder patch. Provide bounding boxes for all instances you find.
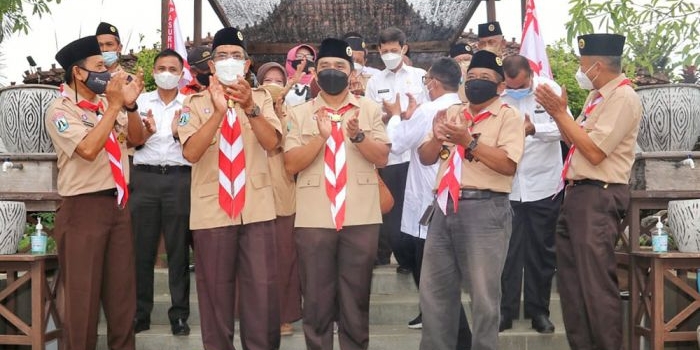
[52,113,69,133]
[178,111,190,126]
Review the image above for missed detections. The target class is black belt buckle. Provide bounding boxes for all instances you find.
[159,165,168,174]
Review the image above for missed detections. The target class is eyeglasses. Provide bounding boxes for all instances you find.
[213,52,246,61]
[422,75,433,84]
[465,73,497,82]
[295,54,315,61]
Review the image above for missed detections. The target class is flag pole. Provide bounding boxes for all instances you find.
[194,0,202,46]
[161,0,168,49]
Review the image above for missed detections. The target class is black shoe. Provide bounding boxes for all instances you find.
[171,318,191,336]
[531,314,555,334]
[374,258,390,266]
[396,266,412,274]
[133,318,150,334]
[499,316,512,332]
[408,313,422,329]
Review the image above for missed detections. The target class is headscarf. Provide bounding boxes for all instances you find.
[285,44,316,85]
[256,62,288,87]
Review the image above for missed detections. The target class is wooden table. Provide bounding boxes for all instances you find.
[0,254,61,350]
[629,251,700,350]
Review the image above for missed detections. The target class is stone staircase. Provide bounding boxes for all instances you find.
[97,265,571,350]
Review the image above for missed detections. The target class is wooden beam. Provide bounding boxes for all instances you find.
[161,0,168,49]
[449,1,482,44]
[486,0,496,22]
[207,0,231,28]
[194,0,202,46]
[521,0,527,27]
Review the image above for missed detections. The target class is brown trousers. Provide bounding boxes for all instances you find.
[295,224,379,350]
[54,193,136,350]
[275,215,302,323]
[193,221,280,350]
[556,183,629,350]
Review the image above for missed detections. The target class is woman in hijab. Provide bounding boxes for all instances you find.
[284,44,317,107]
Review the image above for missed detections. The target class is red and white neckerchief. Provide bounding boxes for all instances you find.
[76,99,129,207]
[557,78,631,193]
[219,99,246,218]
[436,108,492,214]
[323,103,354,231]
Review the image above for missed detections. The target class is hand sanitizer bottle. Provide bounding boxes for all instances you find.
[30,217,47,255]
[651,216,668,253]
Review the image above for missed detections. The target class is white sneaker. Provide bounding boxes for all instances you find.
[408,314,422,329]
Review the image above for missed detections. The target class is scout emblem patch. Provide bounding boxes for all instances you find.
[329,113,343,123]
[439,145,451,160]
[179,107,191,126]
[117,132,127,144]
[53,114,69,132]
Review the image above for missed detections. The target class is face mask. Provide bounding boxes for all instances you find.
[504,86,533,100]
[153,71,181,90]
[79,67,111,94]
[381,52,403,70]
[353,62,364,71]
[575,64,598,90]
[423,79,434,101]
[196,72,210,86]
[291,59,314,74]
[214,58,245,86]
[317,69,349,96]
[102,51,119,67]
[465,79,499,105]
[261,83,285,101]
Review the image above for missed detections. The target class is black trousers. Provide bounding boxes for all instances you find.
[500,194,562,320]
[378,162,411,266]
[130,166,191,324]
[402,233,472,350]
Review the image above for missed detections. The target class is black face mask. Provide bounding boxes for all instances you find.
[196,72,211,87]
[464,78,499,105]
[317,69,349,96]
[79,67,111,95]
[291,59,314,74]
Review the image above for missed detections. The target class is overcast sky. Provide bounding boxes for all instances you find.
[0,0,570,85]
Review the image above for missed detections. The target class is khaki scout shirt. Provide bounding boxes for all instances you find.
[178,88,282,230]
[45,84,130,196]
[268,108,296,217]
[425,98,525,193]
[284,93,391,229]
[568,74,642,184]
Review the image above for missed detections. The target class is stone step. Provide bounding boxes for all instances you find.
[97,322,570,350]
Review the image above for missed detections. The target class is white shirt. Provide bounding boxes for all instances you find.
[360,65,381,77]
[284,83,311,107]
[133,90,190,166]
[365,63,429,165]
[502,76,563,202]
[386,92,461,238]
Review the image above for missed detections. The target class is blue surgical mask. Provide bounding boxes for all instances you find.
[504,87,533,100]
[102,51,119,67]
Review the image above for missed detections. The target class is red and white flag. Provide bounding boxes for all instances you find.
[167,0,192,87]
[520,0,552,79]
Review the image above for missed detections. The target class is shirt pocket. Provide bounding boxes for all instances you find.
[250,173,271,189]
[356,171,378,185]
[197,180,218,198]
[298,174,321,188]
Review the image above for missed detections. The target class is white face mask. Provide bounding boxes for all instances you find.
[353,62,364,72]
[214,58,246,86]
[153,71,181,90]
[381,52,403,70]
[575,64,597,90]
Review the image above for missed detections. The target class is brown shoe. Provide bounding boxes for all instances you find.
[280,323,294,336]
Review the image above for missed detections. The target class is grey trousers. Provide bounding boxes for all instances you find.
[420,195,512,350]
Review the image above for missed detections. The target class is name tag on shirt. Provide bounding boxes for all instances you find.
[378,89,390,94]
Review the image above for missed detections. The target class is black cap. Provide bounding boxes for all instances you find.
[212,27,245,51]
[467,50,504,78]
[187,46,212,70]
[95,22,120,40]
[478,21,502,38]
[55,35,103,69]
[317,38,353,66]
[343,32,366,51]
[449,43,473,58]
[577,34,625,56]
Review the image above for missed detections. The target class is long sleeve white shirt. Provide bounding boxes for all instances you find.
[386,92,461,238]
[502,76,563,202]
[365,64,429,165]
[133,90,190,166]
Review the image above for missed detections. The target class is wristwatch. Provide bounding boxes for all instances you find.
[350,130,365,143]
[467,137,479,152]
[246,104,261,118]
[124,102,139,113]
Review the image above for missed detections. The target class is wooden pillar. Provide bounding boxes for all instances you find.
[161,0,168,49]
[486,0,496,22]
[194,0,202,46]
[521,0,527,27]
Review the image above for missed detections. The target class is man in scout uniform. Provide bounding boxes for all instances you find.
[449,42,474,103]
[535,33,641,350]
[177,27,282,350]
[182,45,212,95]
[47,35,146,350]
[284,38,390,350]
[343,32,380,96]
[96,21,126,74]
[477,21,506,57]
[417,50,525,350]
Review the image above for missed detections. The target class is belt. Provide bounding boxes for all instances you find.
[81,188,118,197]
[568,179,615,189]
[134,164,191,175]
[458,189,507,200]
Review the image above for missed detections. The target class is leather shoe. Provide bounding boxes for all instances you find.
[499,316,512,332]
[531,314,555,334]
[133,318,150,333]
[171,318,190,336]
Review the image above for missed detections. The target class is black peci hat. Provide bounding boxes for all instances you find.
[187,46,212,70]
[577,34,625,56]
[478,21,502,38]
[317,38,354,66]
[96,22,120,40]
[467,50,504,78]
[55,35,103,69]
[212,27,246,51]
[449,43,474,58]
[343,32,367,52]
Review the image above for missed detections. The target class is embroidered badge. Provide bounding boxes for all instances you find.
[178,112,190,126]
[81,114,88,121]
[204,108,211,114]
[82,120,95,127]
[53,114,69,133]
